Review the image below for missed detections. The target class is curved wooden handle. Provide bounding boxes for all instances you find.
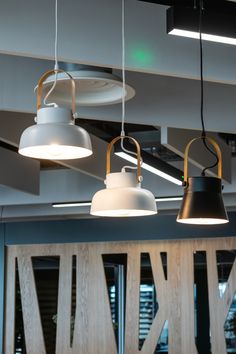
[184,136,222,183]
[106,136,141,181]
[37,69,76,114]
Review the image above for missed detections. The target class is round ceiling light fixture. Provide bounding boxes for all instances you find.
[19,70,92,160]
[90,136,157,217]
[39,69,136,107]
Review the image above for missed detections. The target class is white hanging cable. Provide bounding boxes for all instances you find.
[43,0,59,107]
[120,0,142,173]
[120,0,126,139]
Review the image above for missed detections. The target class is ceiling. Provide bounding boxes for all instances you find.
[0,0,236,220]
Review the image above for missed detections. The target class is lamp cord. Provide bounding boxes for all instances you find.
[43,0,59,107]
[121,0,126,139]
[0,206,5,248]
[120,0,142,173]
[199,0,219,176]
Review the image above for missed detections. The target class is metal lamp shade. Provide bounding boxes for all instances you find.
[177,176,228,225]
[19,106,92,160]
[19,69,93,160]
[91,172,157,217]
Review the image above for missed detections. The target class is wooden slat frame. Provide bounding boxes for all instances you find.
[4,237,236,354]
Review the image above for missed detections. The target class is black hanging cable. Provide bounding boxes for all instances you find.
[0,206,5,249]
[198,0,219,176]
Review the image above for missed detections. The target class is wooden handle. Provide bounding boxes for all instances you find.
[36,69,76,114]
[184,136,222,183]
[106,136,141,181]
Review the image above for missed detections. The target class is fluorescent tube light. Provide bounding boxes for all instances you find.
[52,202,92,208]
[52,197,183,208]
[115,151,183,185]
[169,29,236,46]
[155,196,183,202]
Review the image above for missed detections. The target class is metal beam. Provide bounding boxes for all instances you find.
[0,169,103,206]
[1,57,236,135]
[0,111,35,146]
[1,0,236,84]
[0,147,40,194]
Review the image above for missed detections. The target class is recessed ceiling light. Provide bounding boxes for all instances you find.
[39,70,136,107]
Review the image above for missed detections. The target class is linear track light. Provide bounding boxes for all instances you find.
[115,151,183,186]
[156,196,182,202]
[52,196,183,208]
[167,6,236,46]
[52,202,92,208]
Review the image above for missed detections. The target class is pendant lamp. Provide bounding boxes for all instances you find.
[177,0,228,226]
[19,70,92,160]
[90,136,157,217]
[91,0,156,217]
[18,0,92,160]
[177,137,228,225]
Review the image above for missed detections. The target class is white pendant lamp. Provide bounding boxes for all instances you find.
[19,70,92,160]
[91,136,157,217]
[90,0,157,217]
[18,0,92,160]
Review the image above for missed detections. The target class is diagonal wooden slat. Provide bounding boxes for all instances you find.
[17,255,46,354]
[222,257,236,318]
[167,244,182,354]
[125,248,141,354]
[86,247,118,354]
[56,251,73,354]
[207,247,227,354]
[141,250,168,354]
[4,249,16,354]
[72,245,89,353]
[179,242,198,354]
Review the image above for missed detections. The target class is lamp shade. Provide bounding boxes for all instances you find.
[19,107,92,160]
[18,69,92,160]
[90,135,157,217]
[177,176,228,224]
[91,171,157,217]
[177,136,228,225]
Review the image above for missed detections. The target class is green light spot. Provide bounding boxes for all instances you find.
[130,45,154,66]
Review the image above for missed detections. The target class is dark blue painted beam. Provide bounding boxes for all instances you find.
[4,211,236,245]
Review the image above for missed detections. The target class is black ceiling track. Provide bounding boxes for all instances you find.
[139,0,236,13]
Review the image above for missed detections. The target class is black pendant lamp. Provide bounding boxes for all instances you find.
[177,0,229,225]
[177,137,228,225]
